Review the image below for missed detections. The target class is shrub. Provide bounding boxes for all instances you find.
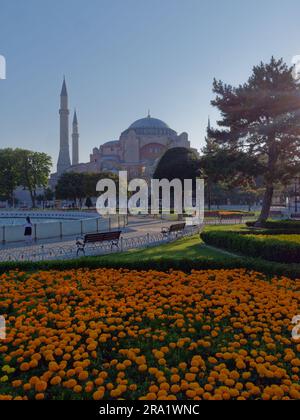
[241,228,300,235]
[1,251,300,279]
[201,230,300,264]
[246,220,300,230]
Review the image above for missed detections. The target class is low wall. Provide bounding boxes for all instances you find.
[0,213,127,244]
[0,210,98,220]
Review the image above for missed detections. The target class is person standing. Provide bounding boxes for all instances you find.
[24,217,33,244]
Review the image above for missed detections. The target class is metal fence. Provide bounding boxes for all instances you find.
[0,225,201,263]
[0,214,127,244]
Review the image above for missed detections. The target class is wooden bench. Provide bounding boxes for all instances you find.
[161,223,186,238]
[76,231,122,256]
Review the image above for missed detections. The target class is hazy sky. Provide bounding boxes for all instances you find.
[1,0,300,169]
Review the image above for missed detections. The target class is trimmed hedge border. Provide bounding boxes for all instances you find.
[0,252,300,279]
[201,230,300,264]
[246,220,300,230]
[241,229,300,235]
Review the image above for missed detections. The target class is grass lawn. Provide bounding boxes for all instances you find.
[101,235,232,264]
[97,225,245,265]
[1,224,299,278]
[92,224,300,279]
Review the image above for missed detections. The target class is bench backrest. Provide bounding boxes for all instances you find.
[169,223,186,232]
[84,231,122,243]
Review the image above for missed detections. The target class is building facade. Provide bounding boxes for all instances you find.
[50,79,193,186]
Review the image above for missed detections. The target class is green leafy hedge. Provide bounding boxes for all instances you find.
[246,220,300,230]
[241,229,300,235]
[201,230,300,264]
[1,252,300,279]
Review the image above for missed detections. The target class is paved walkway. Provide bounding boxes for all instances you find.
[0,215,250,263]
[0,217,183,262]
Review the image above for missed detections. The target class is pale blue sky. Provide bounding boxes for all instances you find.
[1,0,300,168]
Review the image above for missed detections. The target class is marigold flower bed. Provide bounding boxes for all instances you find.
[0,268,299,400]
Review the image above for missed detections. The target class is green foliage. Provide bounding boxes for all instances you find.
[0,233,299,279]
[55,172,119,204]
[55,172,86,204]
[201,127,264,209]
[201,230,300,263]
[0,148,52,207]
[249,234,300,244]
[246,220,300,230]
[210,57,300,223]
[0,148,20,204]
[154,147,201,182]
[0,253,299,279]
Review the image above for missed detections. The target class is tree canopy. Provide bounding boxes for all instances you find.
[154,147,201,182]
[0,148,52,207]
[17,149,52,208]
[0,149,20,205]
[209,57,300,222]
[55,172,119,206]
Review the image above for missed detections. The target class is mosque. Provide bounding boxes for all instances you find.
[50,79,194,186]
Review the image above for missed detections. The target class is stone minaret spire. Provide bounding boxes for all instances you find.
[57,77,71,175]
[72,110,79,166]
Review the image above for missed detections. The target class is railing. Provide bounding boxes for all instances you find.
[0,225,200,263]
[204,215,256,225]
[0,214,128,244]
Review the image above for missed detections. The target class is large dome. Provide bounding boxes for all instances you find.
[129,116,170,130]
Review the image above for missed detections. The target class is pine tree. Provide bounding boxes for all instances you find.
[210,57,300,223]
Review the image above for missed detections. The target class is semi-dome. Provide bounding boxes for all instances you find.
[129,115,170,130]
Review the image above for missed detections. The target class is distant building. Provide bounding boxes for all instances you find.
[50,79,194,187]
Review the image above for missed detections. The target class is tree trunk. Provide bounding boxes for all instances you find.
[207,182,212,211]
[28,188,36,208]
[256,184,274,225]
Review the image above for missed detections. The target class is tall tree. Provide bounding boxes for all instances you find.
[55,172,86,206]
[55,172,120,207]
[83,172,119,198]
[201,133,262,209]
[210,57,300,223]
[154,147,201,181]
[0,148,20,205]
[17,149,52,208]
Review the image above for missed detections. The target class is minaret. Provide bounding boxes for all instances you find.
[72,110,79,166]
[57,77,71,175]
